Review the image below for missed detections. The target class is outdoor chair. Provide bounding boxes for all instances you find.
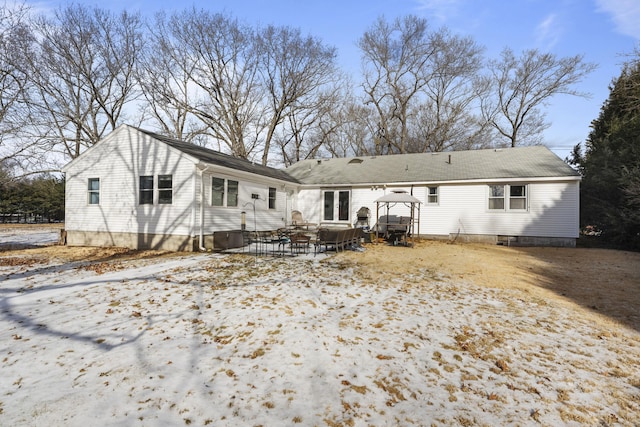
[289,232,311,255]
[291,210,316,230]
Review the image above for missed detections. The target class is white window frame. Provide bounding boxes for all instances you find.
[509,184,527,210]
[427,186,438,205]
[139,175,154,205]
[158,175,173,205]
[322,189,351,222]
[211,177,239,207]
[268,187,276,210]
[88,178,100,205]
[488,184,528,211]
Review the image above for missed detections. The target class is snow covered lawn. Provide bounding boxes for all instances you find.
[1,242,639,426]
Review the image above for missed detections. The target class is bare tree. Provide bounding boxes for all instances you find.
[26,5,143,159]
[255,25,338,165]
[275,79,351,165]
[482,48,596,147]
[319,92,376,158]
[156,9,263,159]
[359,15,445,154]
[411,30,487,152]
[0,2,67,178]
[136,12,204,143]
[0,3,29,131]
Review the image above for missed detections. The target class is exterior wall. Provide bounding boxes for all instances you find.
[64,126,296,251]
[297,179,579,245]
[421,180,579,239]
[199,171,291,236]
[64,126,198,250]
[64,125,579,250]
[294,189,324,225]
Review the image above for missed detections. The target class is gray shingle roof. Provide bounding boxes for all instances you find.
[136,128,299,184]
[285,146,580,185]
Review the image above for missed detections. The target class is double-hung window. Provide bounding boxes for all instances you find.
[268,187,276,209]
[139,175,173,205]
[212,177,239,207]
[158,175,173,204]
[140,176,154,205]
[88,178,100,205]
[488,185,505,210]
[212,177,225,206]
[488,184,527,211]
[427,186,438,204]
[227,180,238,207]
[509,185,527,210]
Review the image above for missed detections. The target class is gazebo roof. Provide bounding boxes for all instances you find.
[374,191,422,204]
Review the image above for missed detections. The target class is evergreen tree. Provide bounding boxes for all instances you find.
[581,60,640,250]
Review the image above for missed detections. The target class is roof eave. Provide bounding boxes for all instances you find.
[294,174,581,188]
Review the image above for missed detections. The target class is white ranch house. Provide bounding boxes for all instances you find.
[62,125,581,251]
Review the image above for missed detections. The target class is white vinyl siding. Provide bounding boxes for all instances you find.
[199,174,289,232]
[299,181,578,239]
[64,127,198,238]
[422,182,578,238]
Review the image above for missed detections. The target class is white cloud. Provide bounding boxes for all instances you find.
[414,0,462,22]
[596,0,640,39]
[536,13,561,49]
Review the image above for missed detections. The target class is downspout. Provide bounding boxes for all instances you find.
[198,165,213,251]
[190,166,197,247]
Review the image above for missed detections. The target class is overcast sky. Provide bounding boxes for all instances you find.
[25,0,640,159]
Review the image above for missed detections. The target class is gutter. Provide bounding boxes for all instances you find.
[293,175,581,189]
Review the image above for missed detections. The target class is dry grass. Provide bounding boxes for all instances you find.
[340,239,640,332]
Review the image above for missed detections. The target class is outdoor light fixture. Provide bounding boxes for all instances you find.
[241,211,246,231]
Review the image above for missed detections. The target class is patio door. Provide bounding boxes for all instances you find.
[323,190,350,222]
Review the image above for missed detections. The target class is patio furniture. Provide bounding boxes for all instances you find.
[255,230,289,257]
[315,228,355,254]
[291,210,316,230]
[386,216,411,245]
[374,191,421,247]
[289,232,311,255]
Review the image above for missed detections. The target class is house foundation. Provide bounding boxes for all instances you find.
[65,230,198,252]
